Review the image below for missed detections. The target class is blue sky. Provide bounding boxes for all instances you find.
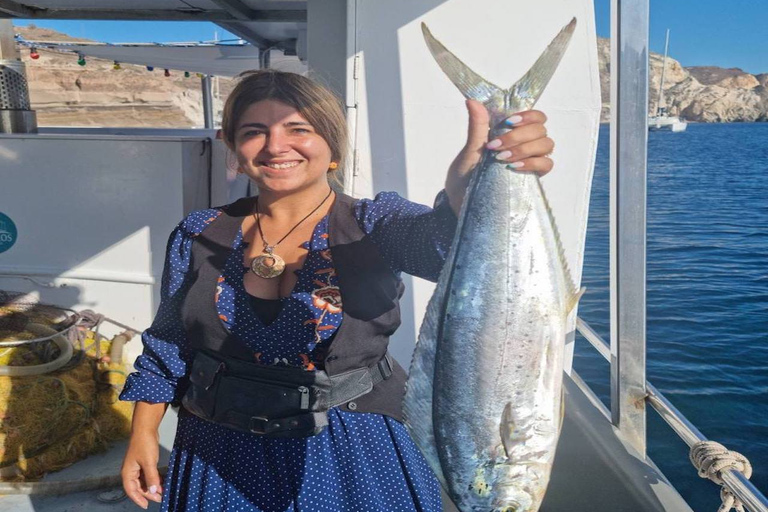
[13,20,240,44]
[13,0,768,74]
[593,0,767,74]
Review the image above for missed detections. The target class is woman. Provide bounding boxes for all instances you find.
[119,70,555,511]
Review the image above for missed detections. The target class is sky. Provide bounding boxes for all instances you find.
[593,0,767,74]
[12,0,768,74]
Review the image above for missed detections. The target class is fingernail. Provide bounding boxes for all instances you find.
[486,139,502,149]
[504,115,523,126]
[495,151,512,161]
[149,485,157,494]
[508,161,524,169]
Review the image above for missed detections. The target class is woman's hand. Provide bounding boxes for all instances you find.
[445,99,555,215]
[121,429,164,509]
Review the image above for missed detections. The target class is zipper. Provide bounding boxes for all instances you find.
[298,386,310,410]
[204,361,226,390]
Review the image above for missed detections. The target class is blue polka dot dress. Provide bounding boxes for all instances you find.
[119,191,458,512]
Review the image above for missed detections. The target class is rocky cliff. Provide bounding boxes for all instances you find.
[597,38,767,122]
[13,26,233,128]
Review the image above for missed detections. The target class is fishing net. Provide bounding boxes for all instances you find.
[0,292,135,482]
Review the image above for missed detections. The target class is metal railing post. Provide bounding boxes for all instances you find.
[610,0,649,457]
[201,74,214,129]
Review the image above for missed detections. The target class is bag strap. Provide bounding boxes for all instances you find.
[222,409,329,437]
[323,353,394,409]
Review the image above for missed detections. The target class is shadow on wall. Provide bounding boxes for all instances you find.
[351,0,452,369]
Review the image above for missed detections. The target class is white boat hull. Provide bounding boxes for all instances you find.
[649,116,687,132]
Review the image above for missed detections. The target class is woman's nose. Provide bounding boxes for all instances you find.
[264,131,290,155]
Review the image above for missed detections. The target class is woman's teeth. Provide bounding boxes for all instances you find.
[265,161,299,170]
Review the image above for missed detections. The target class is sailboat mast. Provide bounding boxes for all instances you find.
[655,28,670,116]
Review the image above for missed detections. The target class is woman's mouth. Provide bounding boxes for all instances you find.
[261,161,301,170]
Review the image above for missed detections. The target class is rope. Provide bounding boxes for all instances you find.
[0,296,141,372]
[0,315,82,347]
[690,441,753,512]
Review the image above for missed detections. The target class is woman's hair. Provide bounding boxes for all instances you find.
[221,70,348,186]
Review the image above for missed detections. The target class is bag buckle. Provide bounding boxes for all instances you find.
[249,416,269,435]
[377,354,393,380]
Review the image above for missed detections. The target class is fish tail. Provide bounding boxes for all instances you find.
[421,22,505,108]
[507,17,577,112]
[421,18,577,123]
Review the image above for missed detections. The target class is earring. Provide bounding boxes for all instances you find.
[328,162,338,170]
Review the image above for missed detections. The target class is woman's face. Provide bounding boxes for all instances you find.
[234,99,333,195]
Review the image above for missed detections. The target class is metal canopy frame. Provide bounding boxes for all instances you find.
[0,0,306,49]
[0,1,305,22]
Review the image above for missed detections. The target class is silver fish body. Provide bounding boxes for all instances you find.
[404,19,580,512]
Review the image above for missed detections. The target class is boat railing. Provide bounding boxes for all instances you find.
[575,317,768,512]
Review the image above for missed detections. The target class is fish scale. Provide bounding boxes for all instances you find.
[403,18,581,512]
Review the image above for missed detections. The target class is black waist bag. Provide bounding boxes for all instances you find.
[181,349,394,438]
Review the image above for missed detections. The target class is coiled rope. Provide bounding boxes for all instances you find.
[0,296,141,491]
[690,440,753,512]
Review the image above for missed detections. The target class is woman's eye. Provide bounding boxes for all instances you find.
[241,130,263,138]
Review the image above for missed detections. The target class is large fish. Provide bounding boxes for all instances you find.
[403,18,582,512]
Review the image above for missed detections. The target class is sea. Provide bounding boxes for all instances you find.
[573,122,768,511]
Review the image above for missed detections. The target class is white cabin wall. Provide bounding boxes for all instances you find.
[0,134,215,364]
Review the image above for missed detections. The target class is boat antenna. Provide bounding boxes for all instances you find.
[655,28,670,117]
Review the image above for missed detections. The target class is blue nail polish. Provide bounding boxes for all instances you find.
[504,119,515,127]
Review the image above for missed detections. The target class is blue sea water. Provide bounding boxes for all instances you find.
[573,122,768,511]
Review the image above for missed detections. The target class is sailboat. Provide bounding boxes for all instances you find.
[649,29,688,132]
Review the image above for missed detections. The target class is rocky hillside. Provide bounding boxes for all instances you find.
[14,25,233,128]
[597,38,767,122]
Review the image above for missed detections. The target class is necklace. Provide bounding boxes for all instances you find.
[249,188,334,279]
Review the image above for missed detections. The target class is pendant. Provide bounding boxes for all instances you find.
[250,247,285,279]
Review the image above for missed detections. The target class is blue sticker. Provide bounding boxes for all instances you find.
[0,212,18,254]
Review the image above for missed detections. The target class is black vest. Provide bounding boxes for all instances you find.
[178,192,408,421]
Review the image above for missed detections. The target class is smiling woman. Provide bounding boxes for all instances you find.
[231,100,336,195]
[221,70,348,191]
[118,69,556,512]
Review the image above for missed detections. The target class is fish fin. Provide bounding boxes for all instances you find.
[568,286,587,313]
[534,178,580,301]
[421,22,505,107]
[559,388,566,432]
[500,402,516,459]
[508,17,577,112]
